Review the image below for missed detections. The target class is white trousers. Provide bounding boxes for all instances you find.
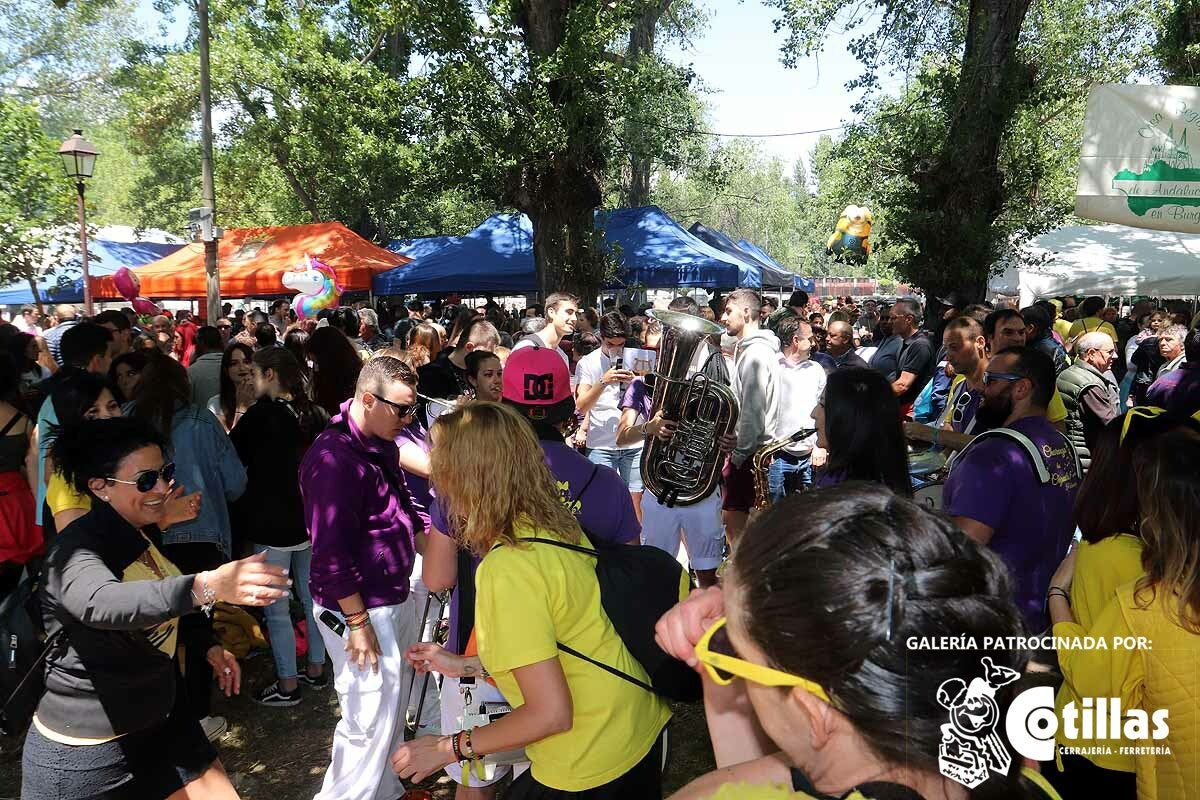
[313,587,442,800]
[640,490,725,571]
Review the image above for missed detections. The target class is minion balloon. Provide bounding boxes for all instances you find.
[826,205,873,264]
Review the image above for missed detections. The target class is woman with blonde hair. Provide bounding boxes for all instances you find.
[1050,421,1200,800]
[390,401,671,798]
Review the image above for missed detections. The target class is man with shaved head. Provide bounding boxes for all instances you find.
[826,319,868,369]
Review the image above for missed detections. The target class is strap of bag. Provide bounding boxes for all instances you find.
[556,641,654,694]
[0,630,62,721]
[505,537,658,695]
[0,412,24,438]
[569,465,600,506]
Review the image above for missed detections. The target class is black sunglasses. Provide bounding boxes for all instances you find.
[373,395,418,418]
[106,462,176,493]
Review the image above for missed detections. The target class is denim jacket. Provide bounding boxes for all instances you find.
[160,404,247,556]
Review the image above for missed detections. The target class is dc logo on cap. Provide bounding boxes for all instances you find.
[524,373,555,401]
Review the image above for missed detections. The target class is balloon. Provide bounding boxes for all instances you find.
[112,266,162,316]
[826,205,873,265]
[112,267,141,300]
[282,254,343,320]
[131,297,161,316]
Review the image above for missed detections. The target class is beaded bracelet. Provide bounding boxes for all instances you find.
[191,572,217,617]
[463,728,481,760]
[451,731,464,762]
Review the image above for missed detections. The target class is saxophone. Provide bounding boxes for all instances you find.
[751,428,818,509]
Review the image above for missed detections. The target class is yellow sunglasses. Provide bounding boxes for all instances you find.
[694,617,831,702]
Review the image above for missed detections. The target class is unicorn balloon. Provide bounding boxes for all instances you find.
[282,254,343,319]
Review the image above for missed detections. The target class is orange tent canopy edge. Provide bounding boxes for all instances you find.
[92,222,411,299]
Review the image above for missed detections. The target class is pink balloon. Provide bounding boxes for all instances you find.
[131,297,161,315]
[112,267,141,301]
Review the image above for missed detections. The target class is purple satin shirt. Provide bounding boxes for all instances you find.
[300,399,424,610]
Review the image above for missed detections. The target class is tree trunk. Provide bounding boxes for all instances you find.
[623,3,671,208]
[27,274,43,316]
[511,0,607,298]
[905,0,1034,303]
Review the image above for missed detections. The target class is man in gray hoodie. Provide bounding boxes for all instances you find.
[720,288,781,543]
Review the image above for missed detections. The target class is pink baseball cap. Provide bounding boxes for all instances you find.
[502,345,575,423]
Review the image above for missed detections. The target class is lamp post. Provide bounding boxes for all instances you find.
[58,129,100,316]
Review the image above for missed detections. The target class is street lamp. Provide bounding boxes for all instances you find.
[58,129,100,316]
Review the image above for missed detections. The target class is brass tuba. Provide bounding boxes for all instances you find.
[640,310,739,507]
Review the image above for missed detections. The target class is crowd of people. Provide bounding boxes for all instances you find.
[0,286,1198,800]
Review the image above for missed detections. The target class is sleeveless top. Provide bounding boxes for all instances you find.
[0,411,28,473]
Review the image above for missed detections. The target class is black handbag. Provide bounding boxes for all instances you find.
[0,568,61,737]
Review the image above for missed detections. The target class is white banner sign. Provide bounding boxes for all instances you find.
[1075,84,1200,233]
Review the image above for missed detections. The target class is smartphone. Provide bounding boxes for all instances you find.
[319,609,346,637]
[614,356,623,371]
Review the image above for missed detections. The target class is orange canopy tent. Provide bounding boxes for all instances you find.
[92,222,410,299]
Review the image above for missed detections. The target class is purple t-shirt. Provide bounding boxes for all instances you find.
[396,423,432,530]
[620,377,653,420]
[942,416,1080,632]
[430,437,640,653]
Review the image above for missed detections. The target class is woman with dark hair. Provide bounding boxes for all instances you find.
[132,354,247,739]
[304,326,363,417]
[22,416,289,800]
[660,483,1057,800]
[206,342,255,432]
[231,347,330,706]
[8,331,49,398]
[811,367,911,496]
[0,352,38,594]
[465,349,503,402]
[1050,421,1200,800]
[283,327,313,397]
[110,350,150,405]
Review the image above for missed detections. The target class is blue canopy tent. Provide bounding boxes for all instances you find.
[386,235,459,260]
[373,205,769,294]
[737,239,816,293]
[374,214,535,294]
[0,239,184,306]
[687,223,794,288]
[602,207,758,289]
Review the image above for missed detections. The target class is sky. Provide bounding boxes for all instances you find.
[663,0,878,176]
[133,0,884,177]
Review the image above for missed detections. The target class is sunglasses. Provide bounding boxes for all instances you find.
[373,395,418,418]
[982,371,1024,386]
[951,388,974,425]
[106,462,176,493]
[694,617,831,701]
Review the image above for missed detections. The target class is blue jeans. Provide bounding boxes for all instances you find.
[768,452,812,503]
[255,544,325,680]
[587,447,644,492]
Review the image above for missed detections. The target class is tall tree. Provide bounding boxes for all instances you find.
[0,98,79,309]
[764,0,1158,301]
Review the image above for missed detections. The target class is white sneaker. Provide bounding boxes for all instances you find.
[200,715,228,741]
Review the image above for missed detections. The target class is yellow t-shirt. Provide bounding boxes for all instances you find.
[1053,317,1074,344]
[1067,317,1118,348]
[1054,535,1144,772]
[474,523,672,791]
[46,471,92,516]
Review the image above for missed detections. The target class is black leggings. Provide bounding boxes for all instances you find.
[505,726,665,800]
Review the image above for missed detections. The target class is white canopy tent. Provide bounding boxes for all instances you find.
[989,224,1200,305]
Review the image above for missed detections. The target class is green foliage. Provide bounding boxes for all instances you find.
[0,98,79,304]
[1156,0,1200,83]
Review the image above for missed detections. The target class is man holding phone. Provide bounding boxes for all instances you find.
[300,356,441,800]
[575,311,644,513]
